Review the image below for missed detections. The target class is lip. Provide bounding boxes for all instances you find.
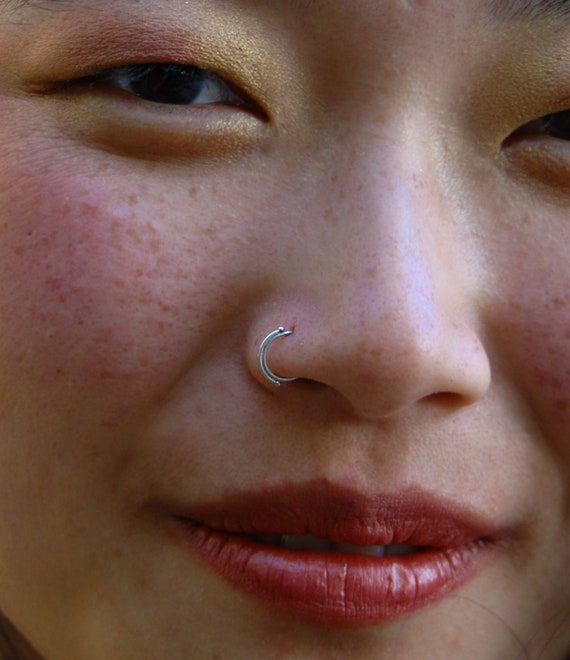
[172,481,502,627]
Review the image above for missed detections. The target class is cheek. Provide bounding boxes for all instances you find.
[525,297,570,430]
[497,247,570,469]
[0,158,253,407]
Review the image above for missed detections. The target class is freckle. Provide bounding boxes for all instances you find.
[127,226,142,244]
[15,246,23,256]
[189,186,198,199]
[128,193,138,205]
[45,277,62,292]
[82,202,98,215]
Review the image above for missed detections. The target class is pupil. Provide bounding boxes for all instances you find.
[126,65,208,105]
[544,110,570,141]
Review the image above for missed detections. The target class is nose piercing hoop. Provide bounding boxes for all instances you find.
[258,327,298,387]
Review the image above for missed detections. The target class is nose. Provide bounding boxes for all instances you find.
[252,141,491,420]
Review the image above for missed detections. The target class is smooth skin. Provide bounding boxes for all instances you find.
[0,0,568,657]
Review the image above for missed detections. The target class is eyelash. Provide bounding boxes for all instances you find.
[78,62,253,110]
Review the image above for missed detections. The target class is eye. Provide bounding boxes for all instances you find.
[515,109,570,141]
[539,110,570,140]
[84,63,250,108]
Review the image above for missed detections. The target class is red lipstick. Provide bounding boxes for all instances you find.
[173,483,501,627]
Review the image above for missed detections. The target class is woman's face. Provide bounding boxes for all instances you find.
[0,0,569,656]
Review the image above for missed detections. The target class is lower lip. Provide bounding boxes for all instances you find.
[176,521,493,627]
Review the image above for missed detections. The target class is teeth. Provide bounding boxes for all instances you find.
[331,541,385,557]
[254,534,417,557]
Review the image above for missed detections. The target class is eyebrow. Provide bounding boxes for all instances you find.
[5,0,570,22]
[486,0,570,22]
[3,0,75,11]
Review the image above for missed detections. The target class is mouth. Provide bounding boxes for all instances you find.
[254,534,417,556]
[172,482,502,627]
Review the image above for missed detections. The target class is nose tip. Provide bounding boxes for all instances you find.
[311,315,489,420]
[252,301,491,421]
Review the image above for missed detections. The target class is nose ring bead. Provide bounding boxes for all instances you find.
[258,327,298,387]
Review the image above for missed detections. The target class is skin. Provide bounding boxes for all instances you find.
[0,0,569,657]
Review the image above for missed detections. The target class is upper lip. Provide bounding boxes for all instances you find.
[175,479,500,548]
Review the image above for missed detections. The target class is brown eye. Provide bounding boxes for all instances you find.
[540,111,570,140]
[86,63,249,107]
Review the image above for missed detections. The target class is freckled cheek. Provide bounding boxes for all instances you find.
[513,296,570,466]
[0,167,253,397]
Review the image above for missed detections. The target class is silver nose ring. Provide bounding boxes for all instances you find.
[258,327,298,387]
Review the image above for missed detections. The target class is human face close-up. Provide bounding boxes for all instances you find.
[0,0,569,657]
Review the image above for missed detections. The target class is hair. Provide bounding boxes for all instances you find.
[0,612,41,660]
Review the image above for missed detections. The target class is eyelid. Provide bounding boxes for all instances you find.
[502,117,570,193]
[42,64,272,163]
[15,10,295,125]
